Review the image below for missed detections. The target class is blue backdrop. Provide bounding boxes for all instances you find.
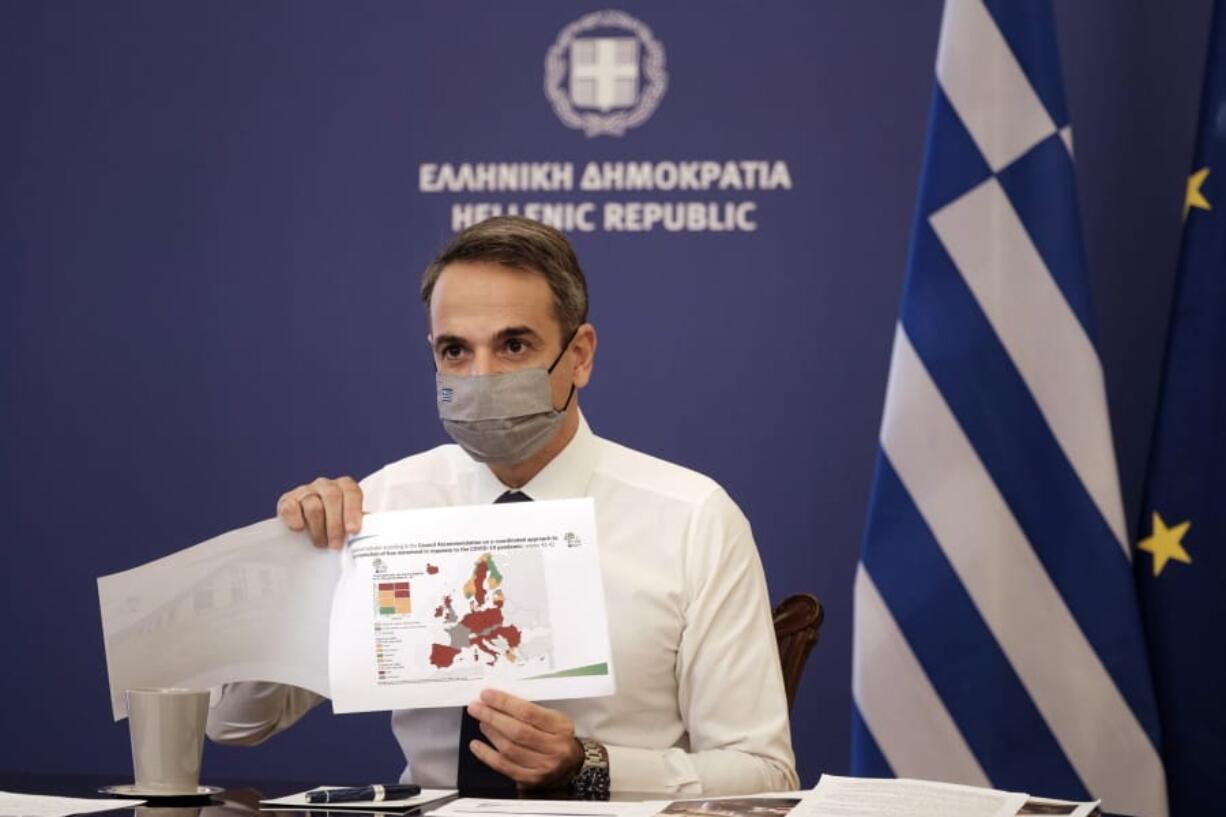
[0,0,1212,786]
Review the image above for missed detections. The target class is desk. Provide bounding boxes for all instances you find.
[0,772,1126,817]
[0,772,592,817]
[0,771,314,817]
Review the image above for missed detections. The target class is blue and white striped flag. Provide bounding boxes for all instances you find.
[850,2,1167,815]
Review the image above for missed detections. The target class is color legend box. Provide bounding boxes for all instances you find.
[377,581,411,615]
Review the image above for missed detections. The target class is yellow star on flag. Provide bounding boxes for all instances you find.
[1137,511,1192,577]
[1185,167,1211,218]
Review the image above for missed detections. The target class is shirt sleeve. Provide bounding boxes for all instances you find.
[202,466,389,750]
[205,682,324,746]
[604,489,799,795]
[204,467,388,748]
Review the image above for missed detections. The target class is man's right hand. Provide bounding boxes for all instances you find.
[276,476,364,549]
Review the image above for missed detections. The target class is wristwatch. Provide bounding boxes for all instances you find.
[569,737,610,800]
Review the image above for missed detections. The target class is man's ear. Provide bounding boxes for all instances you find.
[571,323,597,389]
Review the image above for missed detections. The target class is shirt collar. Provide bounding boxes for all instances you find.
[468,411,597,505]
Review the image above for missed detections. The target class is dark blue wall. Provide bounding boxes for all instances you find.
[0,0,1212,786]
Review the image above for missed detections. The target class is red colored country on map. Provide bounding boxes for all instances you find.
[426,564,439,575]
[435,594,455,620]
[461,606,522,663]
[461,606,503,634]
[472,626,522,661]
[471,559,489,605]
[430,643,461,668]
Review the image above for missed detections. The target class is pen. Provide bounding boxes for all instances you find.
[306,784,423,804]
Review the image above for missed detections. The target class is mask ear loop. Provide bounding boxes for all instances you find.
[548,328,580,412]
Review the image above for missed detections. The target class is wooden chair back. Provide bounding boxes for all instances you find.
[772,593,824,712]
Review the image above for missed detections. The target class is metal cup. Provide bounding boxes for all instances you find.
[125,688,210,793]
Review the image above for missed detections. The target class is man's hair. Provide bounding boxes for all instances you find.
[421,216,589,339]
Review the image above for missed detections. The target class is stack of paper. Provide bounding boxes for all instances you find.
[0,791,144,817]
[407,782,1096,817]
[797,776,1099,817]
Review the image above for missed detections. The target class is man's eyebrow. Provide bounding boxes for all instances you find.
[493,326,542,342]
[433,327,542,350]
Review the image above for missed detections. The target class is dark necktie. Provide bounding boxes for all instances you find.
[456,490,532,794]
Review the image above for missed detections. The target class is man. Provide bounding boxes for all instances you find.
[207,217,796,796]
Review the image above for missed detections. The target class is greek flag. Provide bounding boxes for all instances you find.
[850,2,1167,815]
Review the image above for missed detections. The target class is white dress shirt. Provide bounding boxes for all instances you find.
[208,415,797,795]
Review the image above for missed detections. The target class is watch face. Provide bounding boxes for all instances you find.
[571,768,610,800]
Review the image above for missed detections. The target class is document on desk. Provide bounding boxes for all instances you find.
[430,799,803,817]
[328,498,614,712]
[97,518,339,720]
[0,791,144,817]
[429,800,665,817]
[798,775,1028,817]
[658,798,802,817]
[98,499,614,717]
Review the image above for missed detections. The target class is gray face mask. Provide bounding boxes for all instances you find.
[435,337,576,464]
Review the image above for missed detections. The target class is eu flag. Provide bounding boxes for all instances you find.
[851,1,1167,815]
[1135,3,1226,814]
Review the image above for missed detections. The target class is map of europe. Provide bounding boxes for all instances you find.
[428,552,544,670]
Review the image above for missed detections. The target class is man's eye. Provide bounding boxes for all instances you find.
[505,339,526,354]
[441,345,464,359]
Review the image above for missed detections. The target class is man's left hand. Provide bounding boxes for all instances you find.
[465,689,584,789]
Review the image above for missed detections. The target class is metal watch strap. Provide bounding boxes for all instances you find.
[569,737,610,800]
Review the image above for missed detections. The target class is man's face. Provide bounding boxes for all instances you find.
[429,261,582,408]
